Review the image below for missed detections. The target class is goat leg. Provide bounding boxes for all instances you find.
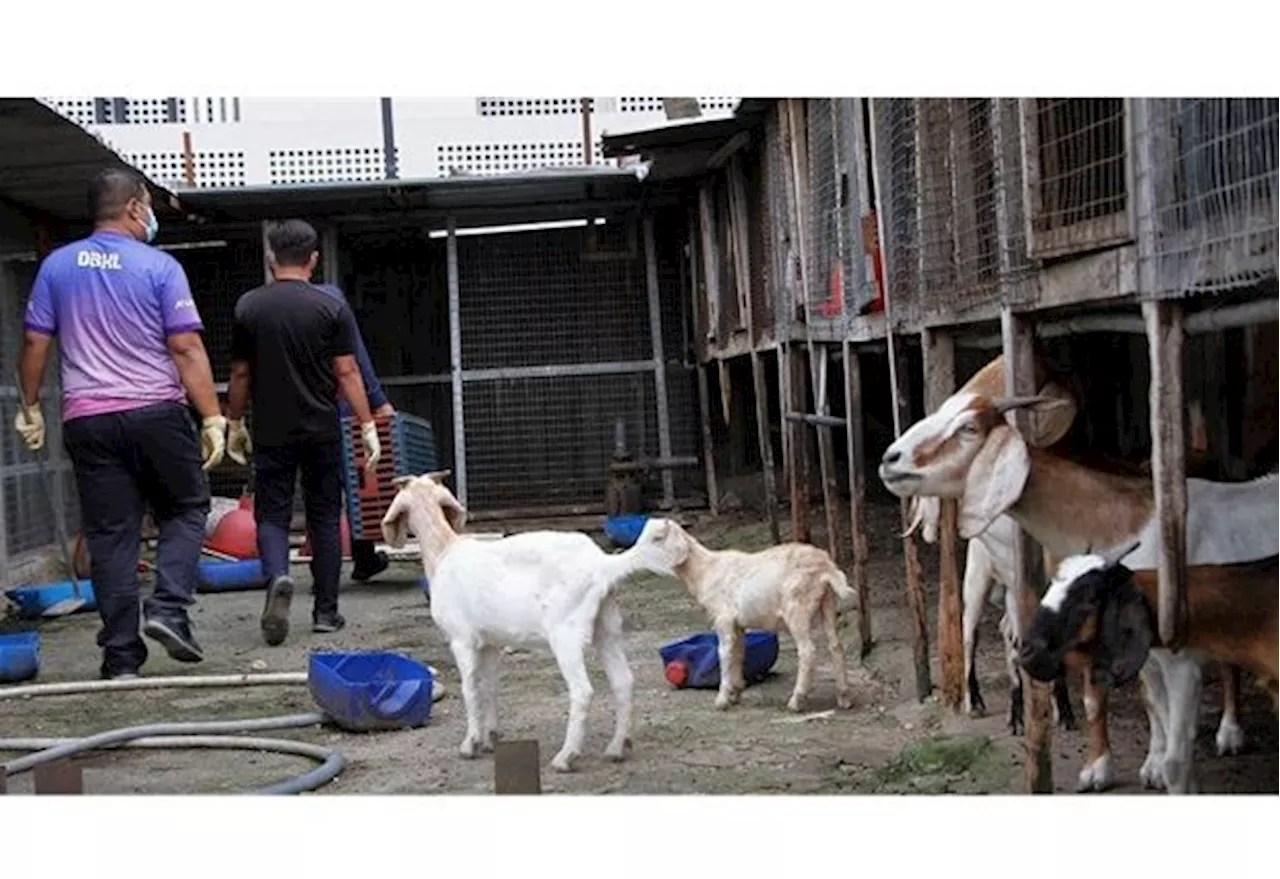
[1214,663,1245,756]
[549,635,594,773]
[1053,675,1077,730]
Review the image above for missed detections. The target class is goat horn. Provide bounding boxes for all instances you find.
[991,395,1067,415]
[1099,539,1142,567]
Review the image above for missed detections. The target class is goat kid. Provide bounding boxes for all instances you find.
[1019,546,1278,793]
[877,392,1277,793]
[382,471,663,772]
[632,518,857,713]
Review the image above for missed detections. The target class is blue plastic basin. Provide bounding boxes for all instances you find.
[308,651,436,732]
[196,559,265,593]
[4,580,97,619]
[659,630,780,690]
[603,513,649,549]
[0,631,41,684]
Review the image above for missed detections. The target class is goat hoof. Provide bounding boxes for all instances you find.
[965,701,986,719]
[1076,754,1115,793]
[1139,756,1167,790]
[550,753,578,773]
[603,744,628,763]
[786,695,806,713]
[1215,721,1245,757]
[459,739,480,760]
[714,695,733,711]
[836,692,855,711]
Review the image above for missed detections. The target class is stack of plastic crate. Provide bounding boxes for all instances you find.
[339,412,440,541]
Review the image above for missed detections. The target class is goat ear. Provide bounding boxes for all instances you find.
[1092,568,1154,688]
[1026,381,1077,448]
[380,491,412,549]
[391,475,415,490]
[424,469,452,484]
[438,488,468,532]
[959,425,1030,539]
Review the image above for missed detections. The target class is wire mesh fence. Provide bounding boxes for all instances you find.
[454,220,700,513]
[764,103,800,334]
[872,98,922,326]
[1022,98,1130,260]
[803,99,847,338]
[1141,98,1278,299]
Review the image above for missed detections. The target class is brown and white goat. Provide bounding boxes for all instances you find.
[903,354,1081,734]
[1020,546,1278,793]
[631,518,858,713]
[878,390,1278,793]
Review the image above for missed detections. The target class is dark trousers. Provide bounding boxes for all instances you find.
[253,438,344,617]
[63,402,210,674]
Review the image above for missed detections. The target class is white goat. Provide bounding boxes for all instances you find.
[878,390,1278,793]
[381,470,665,772]
[631,518,858,713]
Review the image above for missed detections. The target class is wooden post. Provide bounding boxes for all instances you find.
[727,155,782,543]
[580,98,593,164]
[811,347,847,562]
[695,361,720,516]
[33,759,83,794]
[891,336,931,701]
[643,213,676,509]
[688,205,720,516]
[923,328,963,711]
[785,344,813,544]
[494,740,542,794]
[0,771,7,794]
[842,340,873,657]
[1001,307,1053,794]
[1144,300,1189,647]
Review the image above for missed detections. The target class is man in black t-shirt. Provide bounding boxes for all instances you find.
[224,219,381,646]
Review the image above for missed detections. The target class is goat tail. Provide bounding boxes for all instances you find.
[824,567,858,611]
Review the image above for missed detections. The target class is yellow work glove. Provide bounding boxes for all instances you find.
[226,419,252,466]
[200,415,227,472]
[361,420,382,471]
[14,404,45,452]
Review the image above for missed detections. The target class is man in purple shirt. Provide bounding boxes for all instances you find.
[13,168,227,680]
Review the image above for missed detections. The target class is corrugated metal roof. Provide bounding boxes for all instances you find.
[0,98,187,224]
[598,98,775,181]
[177,165,668,227]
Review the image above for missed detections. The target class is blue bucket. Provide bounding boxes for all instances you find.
[659,630,780,690]
[603,513,649,549]
[308,651,436,732]
[0,630,41,684]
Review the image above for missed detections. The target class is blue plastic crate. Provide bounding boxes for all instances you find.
[339,412,440,541]
[0,631,41,684]
[659,630,780,690]
[308,651,436,732]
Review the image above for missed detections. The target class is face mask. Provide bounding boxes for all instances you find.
[136,205,159,243]
[142,206,159,243]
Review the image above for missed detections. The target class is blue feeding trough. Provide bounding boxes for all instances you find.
[659,630,780,690]
[308,651,436,732]
[4,580,97,620]
[0,631,41,684]
[196,558,266,593]
[603,513,649,549]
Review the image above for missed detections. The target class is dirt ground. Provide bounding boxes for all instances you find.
[2,501,1275,795]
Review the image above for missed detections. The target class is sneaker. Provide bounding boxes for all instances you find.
[312,611,346,634]
[100,665,141,681]
[142,617,204,663]
[260,575,295,647]
[351,550,390,583]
